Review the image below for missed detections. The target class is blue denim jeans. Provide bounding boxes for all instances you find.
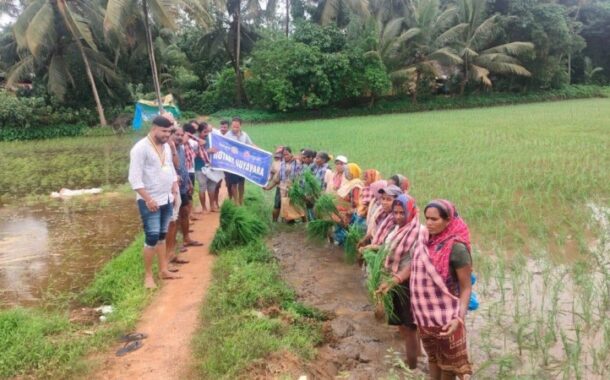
[137,199,173,247]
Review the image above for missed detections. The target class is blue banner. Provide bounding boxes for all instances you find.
[209,133,272,187]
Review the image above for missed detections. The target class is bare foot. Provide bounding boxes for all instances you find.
[144,277,157,289]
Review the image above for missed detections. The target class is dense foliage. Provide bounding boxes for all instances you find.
[0,0,608,125]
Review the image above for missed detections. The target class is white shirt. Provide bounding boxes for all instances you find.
[128,137,177,206]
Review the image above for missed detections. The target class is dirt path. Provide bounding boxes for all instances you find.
[92,207,218,380]
[271,230,427,379]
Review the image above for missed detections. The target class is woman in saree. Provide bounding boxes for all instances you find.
[410,200,473,379]
[373,194,427,369]
[358,183,400,251]
[357,169,382,218]
[332,163,364,245]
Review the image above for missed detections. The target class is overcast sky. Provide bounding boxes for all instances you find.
[0,13,14,27]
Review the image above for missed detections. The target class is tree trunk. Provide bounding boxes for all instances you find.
[285,0,290,36]
[411,69,420,104]
[235,3,243,107]
[57,0,107,126]
[460,63,468,95]
[142,0,164,112]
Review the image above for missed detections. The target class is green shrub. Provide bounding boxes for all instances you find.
[0,123,87,141]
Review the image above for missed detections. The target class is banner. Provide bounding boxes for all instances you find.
[209,133,272,187]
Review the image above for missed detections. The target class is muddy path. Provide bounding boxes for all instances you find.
[271,229,424,379]
[91,208,219,380]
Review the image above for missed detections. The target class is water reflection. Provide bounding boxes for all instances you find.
[0,195,140,307]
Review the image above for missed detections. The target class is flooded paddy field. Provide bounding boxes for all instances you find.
[0,194,139,307]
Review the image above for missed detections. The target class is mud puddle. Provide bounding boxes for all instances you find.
[0,194,140,307]
[271,230,423,379]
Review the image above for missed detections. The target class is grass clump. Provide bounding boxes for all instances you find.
[194,194,323,378]
[193,242,324,379]
[0,234,155,378]
[306,219,334,241]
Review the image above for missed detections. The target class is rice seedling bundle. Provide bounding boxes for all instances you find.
[211,200,268,253]
[288,169,322,209]
[363,247,398,321]
[344,223,366,264]
[313,194,339,219]
[306,220,334,241]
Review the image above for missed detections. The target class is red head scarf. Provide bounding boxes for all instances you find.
[425,199,471,281]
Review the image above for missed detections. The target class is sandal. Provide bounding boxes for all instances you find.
[184,240,204,247]
[116,340,142,357]
[168,268,179,273]
[171,258,190,264]
[119,332,148,343]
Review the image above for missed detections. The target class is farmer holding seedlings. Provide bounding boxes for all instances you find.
[311,151,333,191]
[374,194,426,370]
[359,184,402,252]
[410,200,473,379]
[128,115,181,289]
[331,162,364,245]
[263,146,305,223]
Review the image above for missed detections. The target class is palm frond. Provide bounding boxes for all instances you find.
[104,0,132,36]
[435,22,468,47]
[482,42,534,56]
[148,0,178,29]
[479,61,532,77]
[382,17,406,42]
[5,55,35,89]
[13,0,44,50]
[469,64,491,86]
[48,53,69,100]
[428,47,462,65]
[25,1,56,58]
[469,14,500,51]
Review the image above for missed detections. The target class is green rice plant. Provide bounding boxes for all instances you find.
[210,199,269,253]
[306,219,334,241]
[288,169,322,209]
[344,223,366,264]
[219,200,239,230]
[313,193,339,219]
[363,247,400,322]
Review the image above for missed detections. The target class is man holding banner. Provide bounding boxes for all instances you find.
[223,117,254,205]
[209,117,272,206]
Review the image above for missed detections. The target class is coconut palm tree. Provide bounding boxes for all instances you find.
[8,0,114,125]
[105,0,213,111]
[444,0,534,94]
[367,0,459,102]
[314,0,370,26]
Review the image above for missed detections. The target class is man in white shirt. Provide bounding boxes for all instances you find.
[128,115,180,288]
[224,116,254,205]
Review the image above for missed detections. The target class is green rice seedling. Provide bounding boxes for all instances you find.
[219,200,239,230]
[306,219,334,241]
[344,223,366,264]
[363,247,400,321]
[229,207,269,245]
[288,169,322,209]
[210,228,230,254]
[313,194,339,219]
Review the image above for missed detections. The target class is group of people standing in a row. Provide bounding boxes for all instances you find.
[264,147,474,379]
[128,114,256,289]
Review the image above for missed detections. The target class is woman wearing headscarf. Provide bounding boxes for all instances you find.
[389,174,410,193]
[332,162,364,245]
[373,194,427,370]
[410,200,473,379]
[357,169,382,217]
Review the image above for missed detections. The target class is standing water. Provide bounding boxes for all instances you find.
[0,194,140,307]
